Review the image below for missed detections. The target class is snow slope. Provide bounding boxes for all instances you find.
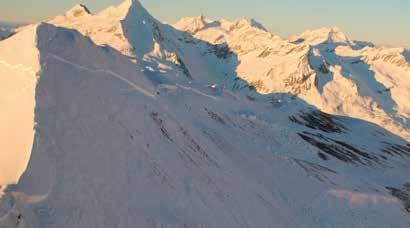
[0,25,39,187]
[1,1,410,227]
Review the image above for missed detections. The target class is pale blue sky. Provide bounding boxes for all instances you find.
[0,0,409,46]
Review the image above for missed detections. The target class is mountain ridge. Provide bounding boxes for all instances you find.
[173,14,410,140]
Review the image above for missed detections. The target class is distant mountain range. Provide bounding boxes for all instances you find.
[174,16,410,140]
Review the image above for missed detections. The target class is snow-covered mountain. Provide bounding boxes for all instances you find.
[174,17,410,140]
[48,1,220,83]
[1,1,409,227]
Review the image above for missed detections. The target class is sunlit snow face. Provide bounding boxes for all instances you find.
[0,26,39,186]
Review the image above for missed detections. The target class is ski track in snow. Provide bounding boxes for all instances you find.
[1,55,157,99]
[176,83,219,100]
[157,83,219,101]
[45,53,157,99]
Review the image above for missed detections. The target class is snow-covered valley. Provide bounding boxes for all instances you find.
[0,0,409,227]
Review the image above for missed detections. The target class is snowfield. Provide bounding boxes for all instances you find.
[0,0,409,227]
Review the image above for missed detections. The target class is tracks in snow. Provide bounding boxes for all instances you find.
[1,55,220,101]
[45,53,157,99]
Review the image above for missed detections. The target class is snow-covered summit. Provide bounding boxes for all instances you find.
[231,17,268,32]
[173,15,213,34]
[289,27,351,46]
[174,16,268,34]
[65,4,91,18]
[99,0,152,21]
[49,0,233,83]
[49,0,159,58]
[174,16,279,57]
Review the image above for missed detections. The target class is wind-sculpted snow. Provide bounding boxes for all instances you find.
[1,1,410,227]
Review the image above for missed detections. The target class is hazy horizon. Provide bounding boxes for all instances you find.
[1,0,409,47]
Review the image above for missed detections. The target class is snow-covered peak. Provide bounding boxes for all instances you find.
[49,0,162,59]
[327,27,349,43]
[175,16,268,35]
[174,15,214,34]
[230,17,268,32]
[65,4,91,18]
[117,0,143,17]
[290,27,350,46]
[99,0,151,21]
